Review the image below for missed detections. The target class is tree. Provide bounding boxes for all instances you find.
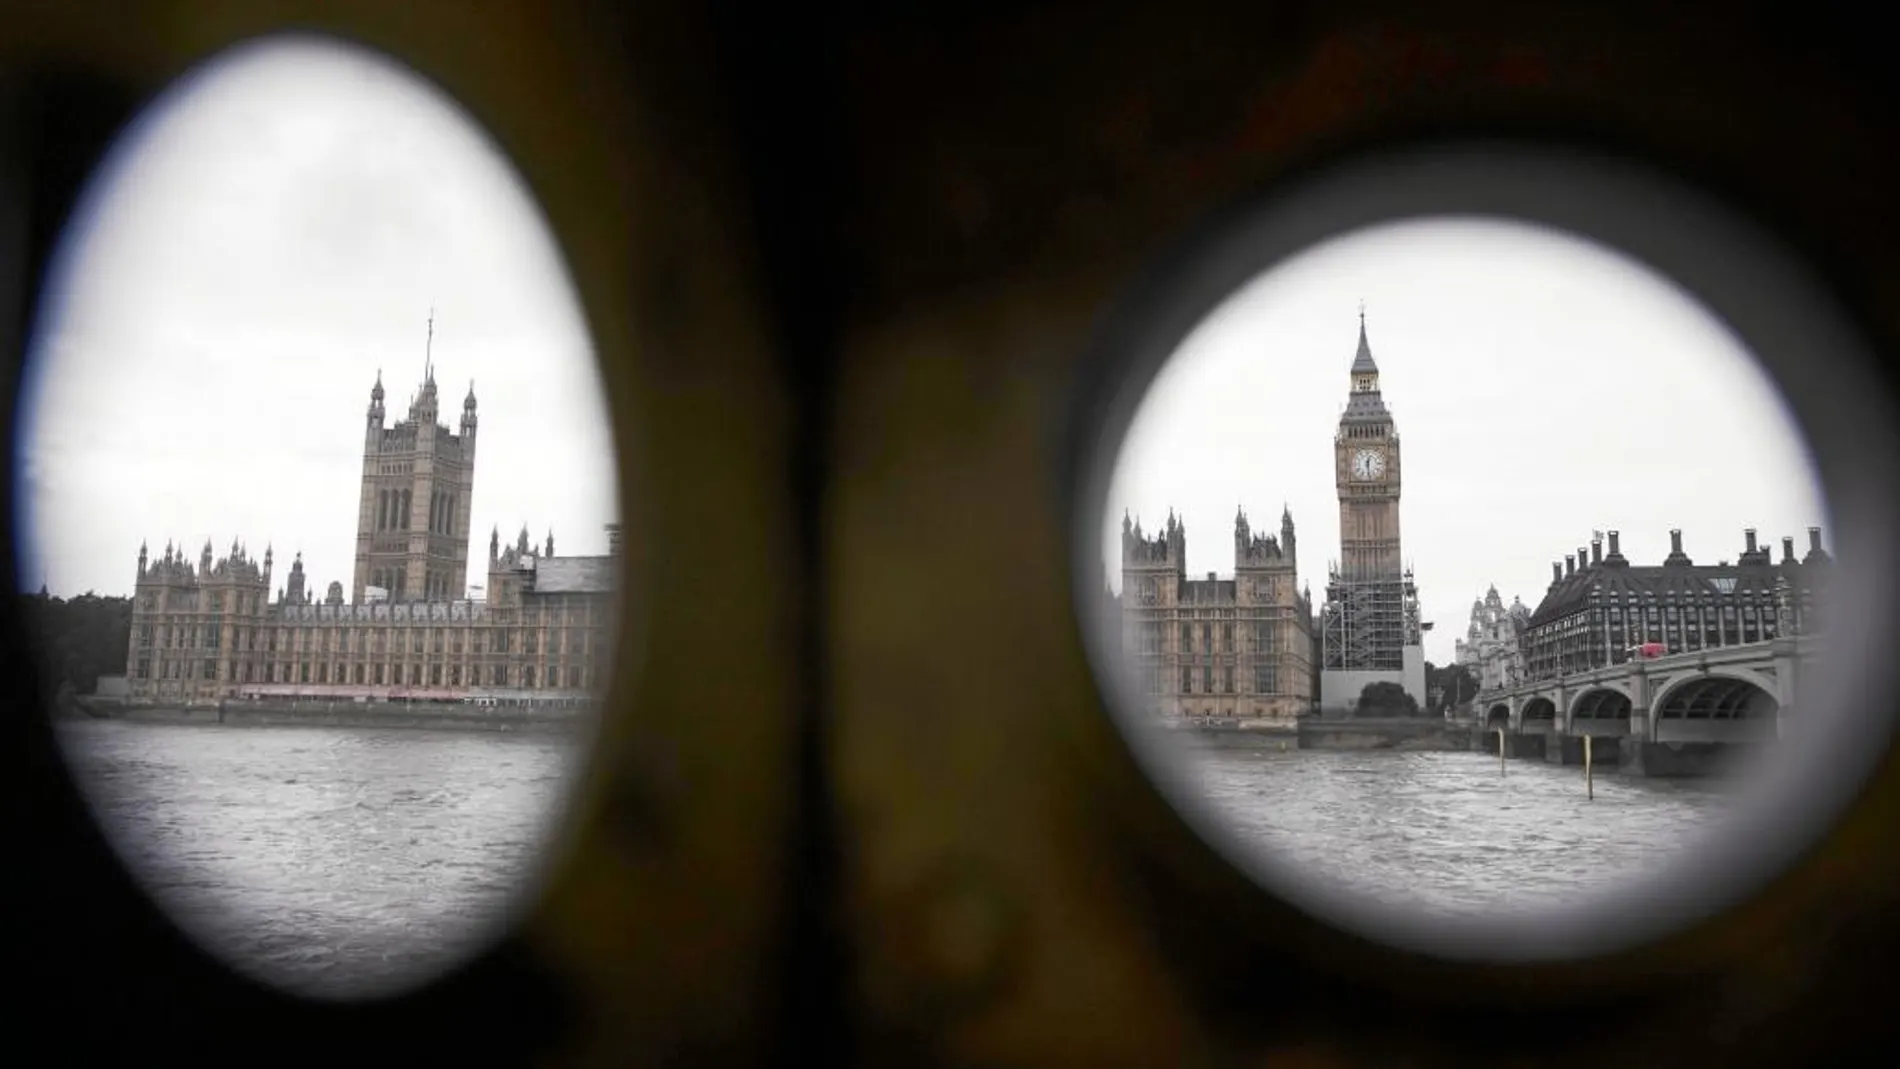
[16,592,132,706]
[1442,664,1480,708]
[1422,663,1480,715]
[1354,680,1419,718]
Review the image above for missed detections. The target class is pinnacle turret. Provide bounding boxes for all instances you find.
[424,307,436,384]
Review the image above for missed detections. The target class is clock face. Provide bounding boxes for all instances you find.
[1352,448,1386,481]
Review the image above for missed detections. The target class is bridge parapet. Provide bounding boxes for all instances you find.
[1474,638,1799,742]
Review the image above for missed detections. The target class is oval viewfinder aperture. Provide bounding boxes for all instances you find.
[1074,154,1898,965]
[14,33,623,999]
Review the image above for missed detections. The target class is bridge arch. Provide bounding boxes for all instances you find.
[1521,696,1557,727]
[1568,686,1634,721]
[1652,672,1780,720]
[1485,703,1511,729]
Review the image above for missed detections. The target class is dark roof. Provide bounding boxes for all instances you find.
[1340,316,1390,423]
[1341,390,1391,423]
[1526,559,1815,628]
[1351,314,1378,374]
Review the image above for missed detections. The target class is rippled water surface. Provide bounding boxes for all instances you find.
[56,719,581,998]
[59,719,1742,991]
[1179,747,1735,917]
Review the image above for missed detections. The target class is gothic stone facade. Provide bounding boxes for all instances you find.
[1117,507,1317,722]
[353,360,477,604]
[126,366,620,703]
[1454,585,1530,692]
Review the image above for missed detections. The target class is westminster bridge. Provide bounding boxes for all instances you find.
[1466,635,1818,775]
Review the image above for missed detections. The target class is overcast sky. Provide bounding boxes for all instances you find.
[1101,217,1829,664]
[16,35,619,601]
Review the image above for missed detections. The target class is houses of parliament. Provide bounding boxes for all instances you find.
[125,349,619,703]
[1115,312,1426,722]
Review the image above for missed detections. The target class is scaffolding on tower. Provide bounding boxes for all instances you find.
[1320,563,1421,671]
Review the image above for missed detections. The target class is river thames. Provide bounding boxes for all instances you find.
[1176,744,1734,918]
[55,720,1736,996]
[55,718,583,999]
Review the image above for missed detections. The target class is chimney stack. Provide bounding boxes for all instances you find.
[1670,529,1684,554]
[1552,562,1562,583]
[1207,572,1216,582]
[1809,527,1823,554]
[1745,528,1759,555]
[1565,555,1576,577]
[1591,538,1603,565]
[1608,530,1622,557]
[1783,536,1796,563]
[607,523,623,559]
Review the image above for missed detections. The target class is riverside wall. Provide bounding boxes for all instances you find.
[1160,716,1471,752]
[70,696,590,734]
[1296,716,1472,752]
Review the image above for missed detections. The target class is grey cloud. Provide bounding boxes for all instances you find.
[17,35,618,600]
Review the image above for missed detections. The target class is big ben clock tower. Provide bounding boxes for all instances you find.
[1336,310,1402,581]
[1319,309,1426,711]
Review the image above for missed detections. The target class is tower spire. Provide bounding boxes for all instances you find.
[425,305,435,384]
[1351,306,1378,375]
